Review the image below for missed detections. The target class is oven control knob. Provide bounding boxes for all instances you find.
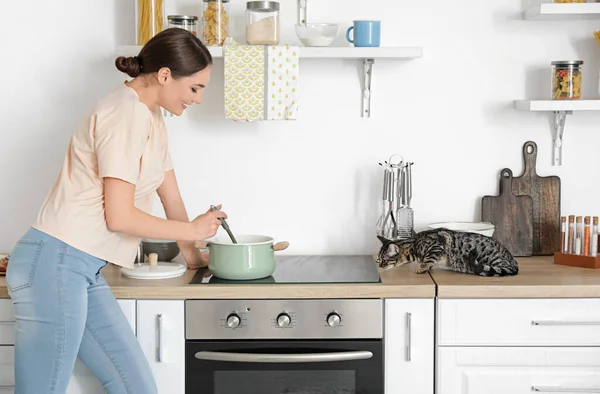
[277,313,291,327]
[327,312,342,327]
[226,313,241,328]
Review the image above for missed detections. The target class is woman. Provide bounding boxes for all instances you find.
[6,28,225,394]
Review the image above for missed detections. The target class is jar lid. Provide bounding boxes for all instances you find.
[247,1,280,11]
[551,60,583,66]
[203,0,229,2]
[168,15,199,21]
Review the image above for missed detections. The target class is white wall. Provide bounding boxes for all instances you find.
[1,0,599,256]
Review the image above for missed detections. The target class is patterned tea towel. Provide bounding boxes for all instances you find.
[224,38,299,122]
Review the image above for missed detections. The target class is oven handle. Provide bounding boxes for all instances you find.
[194,350,373,363]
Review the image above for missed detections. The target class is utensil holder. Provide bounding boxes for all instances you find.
[554,252,600,269]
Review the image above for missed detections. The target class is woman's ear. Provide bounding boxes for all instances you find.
[157,67,172,85]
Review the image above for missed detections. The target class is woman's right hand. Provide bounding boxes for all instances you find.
[190,205,228,241]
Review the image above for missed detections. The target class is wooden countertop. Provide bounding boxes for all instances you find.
[430,256,600,298]
[1,256,598,299]
[0,258,436,299]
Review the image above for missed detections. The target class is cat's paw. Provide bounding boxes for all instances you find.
[414,262,434,274]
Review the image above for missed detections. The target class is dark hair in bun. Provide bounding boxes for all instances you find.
[115,56,141,78]
[115,28,212,79]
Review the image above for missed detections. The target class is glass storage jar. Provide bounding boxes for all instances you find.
[168,15,198,36]
[136,0,167,45]
[202,0,230,46]
[551,60,583,100]
[246,1,280,45]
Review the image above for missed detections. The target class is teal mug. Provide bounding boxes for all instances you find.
[346,20,381,47]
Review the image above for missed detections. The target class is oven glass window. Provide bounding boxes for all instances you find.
[215,370,355,394]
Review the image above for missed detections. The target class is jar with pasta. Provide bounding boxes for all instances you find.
[202,0,230,46]
[551,60,583,100]
[136,0,167,46]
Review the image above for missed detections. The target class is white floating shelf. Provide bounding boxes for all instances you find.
[524,3,600,20]
[514,99,600,111]
[515,99,600,167]
[117,45,422,59]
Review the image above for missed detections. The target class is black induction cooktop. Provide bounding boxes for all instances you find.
[189,255,382,284]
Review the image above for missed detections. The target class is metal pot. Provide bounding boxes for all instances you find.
[195,235,289,280]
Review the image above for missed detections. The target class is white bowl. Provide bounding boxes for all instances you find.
[427,222,495,237]
[295,23,340,47]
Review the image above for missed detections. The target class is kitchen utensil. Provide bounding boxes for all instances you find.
[141,239,180,261]
[481,168,534,256]
[427,222,495,237]
[121,251,187,279]
[346,20,381,47]
[511,141,561,255]
[210,205,237,244]
[396,163,414,239]
[295,23,339,47]
[376,158,401,239]
[195,234,289,280]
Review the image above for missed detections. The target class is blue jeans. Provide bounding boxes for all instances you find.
[6,227,157,394]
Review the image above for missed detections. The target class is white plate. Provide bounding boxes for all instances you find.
[121,262,186,280]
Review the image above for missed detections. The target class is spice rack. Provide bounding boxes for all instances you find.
[554,253,600,269]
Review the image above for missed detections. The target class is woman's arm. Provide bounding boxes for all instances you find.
[155,170,211,268]
[104,176,225,244]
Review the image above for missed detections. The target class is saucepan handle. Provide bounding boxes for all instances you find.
[273,241,289,252]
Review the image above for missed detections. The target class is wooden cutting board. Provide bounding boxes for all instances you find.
[511,141,561,255]
[482,168,534,257]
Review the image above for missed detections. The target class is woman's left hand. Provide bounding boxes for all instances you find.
[181,244,209,270]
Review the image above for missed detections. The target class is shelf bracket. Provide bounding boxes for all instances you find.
[362,58,374,118]
[551,110,571,166]
[297,0,307,25]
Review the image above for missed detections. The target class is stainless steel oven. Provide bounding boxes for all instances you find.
[185,299,383,394]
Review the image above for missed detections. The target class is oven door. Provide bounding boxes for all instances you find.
[186,340,383,394]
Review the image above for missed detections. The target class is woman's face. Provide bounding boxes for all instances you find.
[157,66,211,116]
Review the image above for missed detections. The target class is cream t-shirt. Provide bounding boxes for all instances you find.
[33,82,173,269]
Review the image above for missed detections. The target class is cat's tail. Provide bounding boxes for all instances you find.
[475,259,519,277]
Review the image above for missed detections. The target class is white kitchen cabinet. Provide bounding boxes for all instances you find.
[438,298,600,346]
[437,347,600,394]
[385,299,434,394]
[0,299,136,394]
[137,300,185,394]
[67,299,137,394]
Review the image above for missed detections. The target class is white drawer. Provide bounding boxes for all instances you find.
[438,298,600,346]
[0,301,14,346]
[438,347,600,394]
[0,346,14,392]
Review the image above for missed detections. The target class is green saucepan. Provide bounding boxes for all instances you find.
[195,235,289,280]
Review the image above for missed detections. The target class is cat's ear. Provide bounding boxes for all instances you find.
[377,235,389,245]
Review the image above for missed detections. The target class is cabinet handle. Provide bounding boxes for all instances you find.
[405,312,412,362]
[157,314,163,363]
[532,386,600,392]
[0,385,14,388]
[531,320,600,326]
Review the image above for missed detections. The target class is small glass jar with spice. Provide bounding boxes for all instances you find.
[551,60,583,100]
[246,1,280,45]
[202,0,230,46]
[168,15,198,36]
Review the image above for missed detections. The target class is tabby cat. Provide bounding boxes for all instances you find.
[376,228,519,276]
